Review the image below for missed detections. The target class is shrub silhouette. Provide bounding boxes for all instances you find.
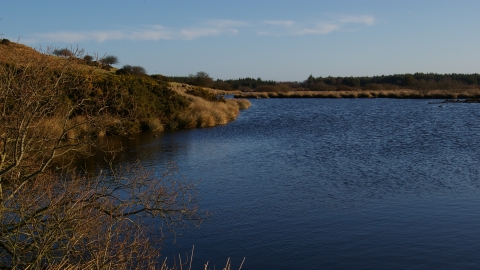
[116,64,147,75]
[52,48,73,57]
[101,55,119,65]
[83,54,93,63]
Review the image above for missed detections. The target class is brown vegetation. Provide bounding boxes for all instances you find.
[1,42,253,136]
[169,72,480,99]
[0,41,253,268]
[0,46,211,268]
[234,89,480,99]
[169,83,250,128]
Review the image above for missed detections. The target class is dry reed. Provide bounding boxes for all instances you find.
[171,85,251,129]
[157,246,245,270]
[234,88,480,100]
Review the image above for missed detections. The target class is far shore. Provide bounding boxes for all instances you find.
[234,89,480,100]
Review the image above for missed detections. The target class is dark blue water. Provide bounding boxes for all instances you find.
[91,99,480,269]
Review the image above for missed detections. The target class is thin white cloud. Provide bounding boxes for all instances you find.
[258,22,340,36]
[128,26,174,40]
[295,24,340,35]
[26,15,374,43]
[28,20,248,43]
[263,20,295,27]
[206,19,250,28]
[180,28,223,40]
[30,28,172,43]
[257,15,374,36]
[338,15,375,26]
[180,20,247,40]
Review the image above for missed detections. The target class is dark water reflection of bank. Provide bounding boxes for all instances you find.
[74,130,188,172]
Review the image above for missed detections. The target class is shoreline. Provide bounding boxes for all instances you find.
[234,89,480,99]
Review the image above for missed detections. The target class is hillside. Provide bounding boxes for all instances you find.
[0,41,250,135]
[0,41,45,63]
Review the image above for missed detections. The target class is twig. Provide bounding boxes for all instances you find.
[238,257,246,270]
[189,245,194,270]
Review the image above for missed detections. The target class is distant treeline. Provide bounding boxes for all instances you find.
[300,73,480,92]
[164,72,480,92]
[162,72,277,91]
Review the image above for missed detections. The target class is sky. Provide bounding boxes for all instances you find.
[2,0,480,82]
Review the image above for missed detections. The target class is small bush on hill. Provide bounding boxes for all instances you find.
[83,55,93,63]
[52,48,73,57]
[1,39,10,45]
[116,64,147,76]
[101,55,119,65]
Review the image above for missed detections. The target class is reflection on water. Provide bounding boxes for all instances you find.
[82,99,480,269]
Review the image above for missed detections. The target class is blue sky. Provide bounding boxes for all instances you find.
[2,0,480,81]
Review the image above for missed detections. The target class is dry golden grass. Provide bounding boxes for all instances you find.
[0,41,113,75]
[169,83,251,129]
[234,98,252,109]
[0,41,43,64]
[1,42,250,134]
[234,89,480,99]
[168,82,242,96]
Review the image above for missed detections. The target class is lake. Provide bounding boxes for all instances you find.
[86,98,480,269]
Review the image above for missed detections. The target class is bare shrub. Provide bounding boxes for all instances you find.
[52,48,74,57]
[83,54,94,63]
[0,164,202,269]
[116,64,147,75]
[0,49,205,268]
[101,55,119,66]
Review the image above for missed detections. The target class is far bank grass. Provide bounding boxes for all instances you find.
[234,89,480,99]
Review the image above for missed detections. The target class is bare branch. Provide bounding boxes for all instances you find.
[0,47,207,268]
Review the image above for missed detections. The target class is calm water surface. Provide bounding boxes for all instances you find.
[88,99,480,269]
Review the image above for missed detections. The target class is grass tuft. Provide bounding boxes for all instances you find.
[173,90,251,129]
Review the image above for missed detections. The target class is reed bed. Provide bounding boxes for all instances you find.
[170,84,251,129]
[234,89,480,99]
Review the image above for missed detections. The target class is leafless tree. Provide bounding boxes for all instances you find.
[0,48,204,269]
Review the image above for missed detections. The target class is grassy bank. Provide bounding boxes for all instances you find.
[169,82,250,128]
[0,41,250,268]
[234,89,480,99]
[0,42,251,138]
